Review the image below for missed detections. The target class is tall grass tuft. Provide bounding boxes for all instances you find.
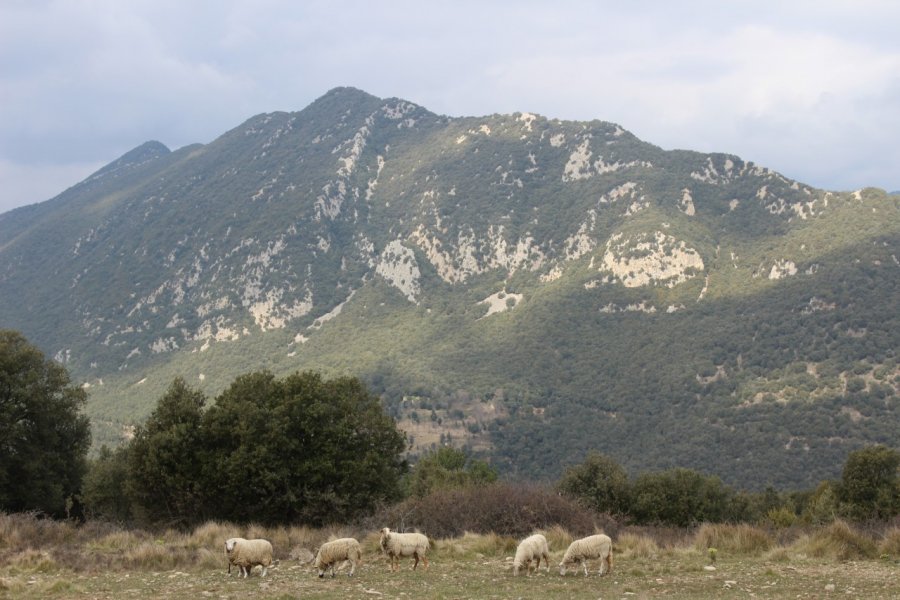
[189,521,241,550]
[793,520,877,561]
[436,531,517,557]
[617,532,660,559]
[693,523,773,555]
[877,527,900,557]
[542,524,574,553]
[7,549,58,572]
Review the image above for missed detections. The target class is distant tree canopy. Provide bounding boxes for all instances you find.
[557,451,629,515]
[0,330,91,517]
[406,446,498,497]
[838,445,900,520]
[558,447,900,527]
[84,371,408,527]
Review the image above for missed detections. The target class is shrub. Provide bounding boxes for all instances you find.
[371,482,604,538]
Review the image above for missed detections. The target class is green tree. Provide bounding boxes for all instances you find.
[0,330,91,517]
[407,446,498,497]
[126,377,207,526]
[838,445,900,520]
[556,452,629,514]
[81,445,132,522]
[630,468,737,526]
[202,370,407,525]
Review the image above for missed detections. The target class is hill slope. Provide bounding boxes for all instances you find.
[1,87,897,489]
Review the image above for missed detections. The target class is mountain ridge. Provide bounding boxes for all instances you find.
[1,87,897,489]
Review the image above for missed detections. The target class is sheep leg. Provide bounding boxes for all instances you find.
[420,553,429,569]
[413,553,420,570]
[601,551,613,576]
[260,565,268,577]
[582,559,589,577]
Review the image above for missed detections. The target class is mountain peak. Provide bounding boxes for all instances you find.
[89,140,171,180]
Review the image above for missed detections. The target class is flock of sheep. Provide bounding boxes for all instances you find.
[224,529,613,580]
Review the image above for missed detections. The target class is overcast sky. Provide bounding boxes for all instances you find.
[2,0,899,214]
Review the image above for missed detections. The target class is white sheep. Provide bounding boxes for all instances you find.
[559,534,613,577]
[224,537,247,575]
[513,533,551,576]
[314,537,362,578]
[224,537,274,578]
[379,527,430,572]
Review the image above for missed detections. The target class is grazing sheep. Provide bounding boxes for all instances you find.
[314,538,362,578]
[225,537,274,578]
[513,533,551,576]
[379,527,430,572]
[559,534,613,577]
[224,537,247,575]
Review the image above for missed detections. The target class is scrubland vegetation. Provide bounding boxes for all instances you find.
[1,512,900,599]
[3,330,900,598]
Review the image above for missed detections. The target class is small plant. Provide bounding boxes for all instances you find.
[708,547,718,564]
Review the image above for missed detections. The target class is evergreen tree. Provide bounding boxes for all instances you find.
[556,452,629,515]
[0,330,91,517]
[126,377,207,526]
[838,445,900,520]
[201,370,407,525]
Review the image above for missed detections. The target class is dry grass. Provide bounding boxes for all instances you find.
[1,515,899,598]
[617,531,661,559]
[692,523,774,555]
[878,526,900,557]
[791,519,878,561]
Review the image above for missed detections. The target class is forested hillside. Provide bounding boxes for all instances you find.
[1,87,897,489]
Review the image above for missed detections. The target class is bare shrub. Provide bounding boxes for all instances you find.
[371,482,602,538]
[0,512,76,550]
[693,523,773,555]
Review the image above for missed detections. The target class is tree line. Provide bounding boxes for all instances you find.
[1,329,898,529]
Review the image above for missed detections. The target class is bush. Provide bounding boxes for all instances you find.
[370,482,606,538]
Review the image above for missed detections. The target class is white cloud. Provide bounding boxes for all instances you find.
[1,0,899,213]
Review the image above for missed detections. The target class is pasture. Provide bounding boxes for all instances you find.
[1,516,898,599]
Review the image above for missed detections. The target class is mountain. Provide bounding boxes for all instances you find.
[1,87,898,490]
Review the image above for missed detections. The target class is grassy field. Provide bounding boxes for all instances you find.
[1,517,899,599]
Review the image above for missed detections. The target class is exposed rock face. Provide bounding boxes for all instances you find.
[600,231,705,288]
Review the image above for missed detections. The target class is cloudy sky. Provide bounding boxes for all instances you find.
[2,0,899,214]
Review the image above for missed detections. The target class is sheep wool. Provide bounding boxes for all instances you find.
[314,538,362,578]
[225,538,274,578]
[379,527,430,572]
[513,533,551,576]
[559,534,613,577]
[224,537,247,575]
